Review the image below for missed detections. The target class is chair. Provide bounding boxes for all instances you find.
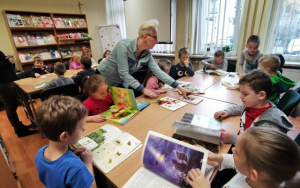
[40,83,79,101]
[277,90,300,116]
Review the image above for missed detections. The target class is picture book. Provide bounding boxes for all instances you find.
[30,16,44,27]
[202,66,228,76]
[136,100,150,111]
[7,14,24,27]
[53,18,65,28]
[21,15,33,27]
[13,34,28,47]
[33,81,48,89]
[62,18,71,27]
[101,87,140,125]
[78,18,87,27]
[36,34,46,45]
[123,131,209,188]
[25,33,38,46]
[154,97,187,111]
[178,95,203,105]
[177,86,204,95]
[221,73,240,90]
[41,16,54,27]
[69,18,79,27]
[76,124,142,173]
[44,33,56,44]
[172,113,222,153]
[18,51,32,63]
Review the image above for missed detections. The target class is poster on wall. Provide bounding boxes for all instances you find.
[98,24,122,54]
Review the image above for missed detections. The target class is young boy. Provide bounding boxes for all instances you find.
[30,57,51,78]
[201,50,228,71]
[169,47,195,80]
[238,35,263,75]
[259,55,296,104]
[72,56,95,87]
[35,96,96,188]
[214,70,294,144]
[43,62,74,90]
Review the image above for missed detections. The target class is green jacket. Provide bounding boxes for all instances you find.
[269,73,296,103]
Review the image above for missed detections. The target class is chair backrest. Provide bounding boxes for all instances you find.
[40,83,79,101]
[277,90,300,116]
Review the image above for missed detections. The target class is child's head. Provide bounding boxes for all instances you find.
[246,35,260,55]
[103,50,111,58]
[83,74,108,100]
[34,56,44,69]
[239,70,272,107]
[82,48,92,57]
[259,55,280,74]
[54,62,66,76]
[214,50,225,64]
[158,58,172,74]
[274,53,285,68]
[36,96,87,143]
[72,54,81,64]
[233,127,300,185]
[178,47,190,63]
[80,56,92,69]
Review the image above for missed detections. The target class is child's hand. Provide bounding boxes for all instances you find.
[214,111,229,120]
[185,168,210,188]
[183,59,190,67]
[238,73,243,78]
[90,115,107,123]
[221,129,233,144]
[208,64,216,69]
[79,149,93,165]
[74,147,87,156]
[159,89,167,94]
[35,73,41,78]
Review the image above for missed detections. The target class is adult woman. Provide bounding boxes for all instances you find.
[96,19,188,98]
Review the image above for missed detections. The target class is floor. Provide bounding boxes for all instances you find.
[0,100,299,188]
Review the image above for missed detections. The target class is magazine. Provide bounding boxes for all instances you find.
[154,97,187,111]
[172,113,222,153]
[78,18,87,27]
[53,18,65,28]
[178,95,203,105]
[13,34,28,47]
[6,14,24,27]
[123,131,209,188]
[41,16,54,27]
[76,124,142,173]
[21,15,33,27]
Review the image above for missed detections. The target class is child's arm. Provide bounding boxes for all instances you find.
[186,168,210,188]
[221,129,237,144]
[86,115,107,123]
[214,110,230,120]
[187,62,195,76]
[238,51,245,73]
[223,59,228,71]
[77,149,97,188]
[145,76,161,96]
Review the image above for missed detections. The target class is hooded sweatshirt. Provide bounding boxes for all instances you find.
[225,103,294,144]
[269,73,296,103]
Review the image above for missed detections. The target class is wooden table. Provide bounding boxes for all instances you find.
[84,88,240,187]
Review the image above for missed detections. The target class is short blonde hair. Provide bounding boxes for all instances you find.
[72,53,81,60]
[259,55,280,73]
[138,19,159,38]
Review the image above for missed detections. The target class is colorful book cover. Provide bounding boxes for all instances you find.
[78,18,87,27]
[31,16,44,27]
[69,18,79,27]
[76,124,142,173]
[44,33,56,44]
[137,100,150,111]
[21,15,33,27]
[41,16,54,27]
[18,51,32,63]
[25,33,38,46]
[154,97,187,111]
[36,34,46,45]
[62,18,71,27]
[6,14,24,27]
[178,95,203,105]
[53,18,65,28]
[101,87,139,125]
[13,34,28,47]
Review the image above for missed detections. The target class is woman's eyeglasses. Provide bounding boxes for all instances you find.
[147,34,158,41]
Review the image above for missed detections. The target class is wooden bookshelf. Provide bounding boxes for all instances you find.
[3,10,91,71]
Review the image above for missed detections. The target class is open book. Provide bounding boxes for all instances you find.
[76,124,142,173]
[101,87,150,125]
[198,65,228,76]
[154,97,187,111]
[178,95,203,105]
[123,131,208,188]
[172,113,222,153]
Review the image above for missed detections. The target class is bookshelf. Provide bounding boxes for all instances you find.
[3,10,91,71]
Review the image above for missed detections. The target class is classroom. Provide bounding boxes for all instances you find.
[0,0,299,187]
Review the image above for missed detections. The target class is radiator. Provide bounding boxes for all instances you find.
[282,68,300,82]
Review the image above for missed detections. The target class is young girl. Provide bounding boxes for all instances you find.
[186,127,300,188]
[69,54,81,70]
[30,57,51,78]
[82,74,113,123]
[201,50,228,71]
[144,59,170,97]
[82,48,97,67]
[98,50,111,64]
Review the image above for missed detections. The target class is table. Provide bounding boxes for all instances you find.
[84,86,240,187]
[14,69,80,123]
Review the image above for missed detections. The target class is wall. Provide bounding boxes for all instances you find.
[0,0,106,70]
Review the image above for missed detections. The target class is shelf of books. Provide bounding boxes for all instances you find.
[3,10,90,71]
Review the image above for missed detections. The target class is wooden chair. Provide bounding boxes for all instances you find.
[40,83,79,101]
[277,90,300,116]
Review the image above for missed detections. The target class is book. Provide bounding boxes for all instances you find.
[21,15,33,27]
[203,66,228,76]
[172,113,222,153]
[137,100,150,111]
[36,34,46,45]
[30,16,44,27]
[154,97,187,111]
[78,18,87,27]
[33,81,48,89]
[62,18,71,27]
[123,131,209,188]
[69,18,79,27]
[101,87,141,125]
[25,33,38,46]
[44,33,56,44]
[18,51,32,63]
[178,95,203,105]
[7,14,24,27]
[177,86,205,95]
[76,124,142,173]
[13,34,28,47]
[41,16,54,27]
[53,17,65,28]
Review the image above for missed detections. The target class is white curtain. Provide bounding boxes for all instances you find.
[105,0,127,38]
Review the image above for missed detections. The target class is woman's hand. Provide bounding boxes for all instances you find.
[176,85,190,98]
[142,88,158,98]
[186,168,210,188]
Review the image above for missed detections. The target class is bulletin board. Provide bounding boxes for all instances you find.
[98,24,122,53]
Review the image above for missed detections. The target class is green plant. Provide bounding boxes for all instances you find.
[207,47,210,51]
[222,45,230,52]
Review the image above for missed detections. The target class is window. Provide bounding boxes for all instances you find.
[268,0,300,62]
[190,0,244,56]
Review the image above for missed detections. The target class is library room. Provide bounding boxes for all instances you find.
[0,0,299,187]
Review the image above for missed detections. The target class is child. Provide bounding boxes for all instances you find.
[238,35,263,75]
[30,57,51,78]
[43,62,74,90]
[82,48,97,67]
[35,96,96,188]
[169,47,195,80]
[201,50,228,71]
[144,59,170,96]
[98,50,111,64]
[69,54,81,70]
[274,53,285,74]
[82,74,113,123]
[214,70,294,144]
[186,127,300,188]
[259,55,296,104]
[72,56,95,88]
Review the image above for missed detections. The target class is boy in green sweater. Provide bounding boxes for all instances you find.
[259,55,296,104]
